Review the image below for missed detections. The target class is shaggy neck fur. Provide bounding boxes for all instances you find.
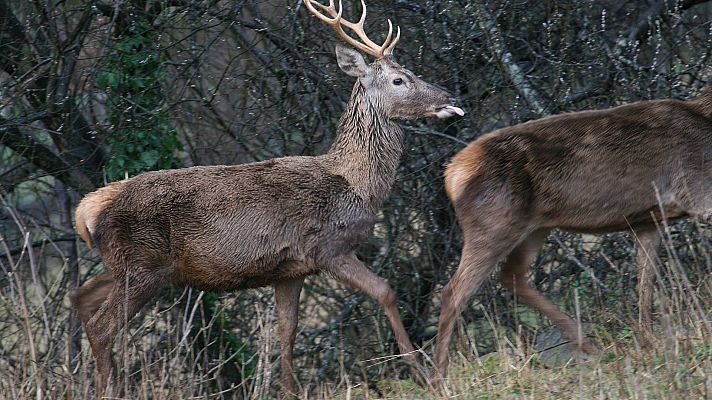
[326,81,404,212]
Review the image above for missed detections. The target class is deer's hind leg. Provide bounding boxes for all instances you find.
[69,272,115,327]
[84,267,169,395]
[434,229,526,379]
[499,230,595,354]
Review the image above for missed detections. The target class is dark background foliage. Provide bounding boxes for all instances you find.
[0,0,710,397]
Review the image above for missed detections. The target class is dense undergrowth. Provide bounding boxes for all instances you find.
[0,219,709,399]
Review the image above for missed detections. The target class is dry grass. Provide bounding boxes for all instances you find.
[0,211,710,399]
[369,318,711,399]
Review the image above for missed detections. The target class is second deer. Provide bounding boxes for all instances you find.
[70,0,464,397]
[435,84,712,379]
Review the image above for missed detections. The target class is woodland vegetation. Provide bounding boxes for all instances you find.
[0,0,710,398]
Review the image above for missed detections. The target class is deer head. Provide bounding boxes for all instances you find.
[305,0,464,121]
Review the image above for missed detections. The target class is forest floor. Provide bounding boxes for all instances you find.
[0,293,709,399]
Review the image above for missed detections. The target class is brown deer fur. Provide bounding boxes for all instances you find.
[70,42,463,396]
[74,181,122,249]
[435,85,712,378]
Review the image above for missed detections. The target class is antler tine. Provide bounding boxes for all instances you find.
[310,0,338,18]
[303,0,338,24]
[383,25,400,56]
[342,0,381,52]
[379,20,394,54]
[337,0,398,58]
[304,0,378,57]
[304,0,400,59]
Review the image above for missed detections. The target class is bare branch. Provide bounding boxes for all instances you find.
[625,0,712,44]
[474,2,549,116]
[0,116,96,193]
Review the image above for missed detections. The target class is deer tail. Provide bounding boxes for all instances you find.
[75,181,124,249]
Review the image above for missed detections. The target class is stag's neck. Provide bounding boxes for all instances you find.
[326,82,404,212]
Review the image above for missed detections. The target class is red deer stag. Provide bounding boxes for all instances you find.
[435,85,712,379]
[70,0,464,396]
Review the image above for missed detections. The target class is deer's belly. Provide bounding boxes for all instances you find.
[544,205,688,234]
[173,254,319,292]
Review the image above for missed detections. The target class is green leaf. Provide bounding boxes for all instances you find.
[140,150,160,167]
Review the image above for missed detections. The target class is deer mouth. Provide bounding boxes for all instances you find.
[435,105,465,119]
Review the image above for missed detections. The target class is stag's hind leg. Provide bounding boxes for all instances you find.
[274,277,305,398]
[69,272,115,327]
[84,269,168,394]
[499,230,595,354]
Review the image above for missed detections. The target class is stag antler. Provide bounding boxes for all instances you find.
[304,0,400,59]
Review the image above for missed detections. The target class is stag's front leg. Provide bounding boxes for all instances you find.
[274,277,305,399]
[325,253,416,361]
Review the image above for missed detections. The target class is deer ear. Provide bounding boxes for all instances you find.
[335,44,371,78]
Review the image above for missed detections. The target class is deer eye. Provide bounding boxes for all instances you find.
[393,78,404,86]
